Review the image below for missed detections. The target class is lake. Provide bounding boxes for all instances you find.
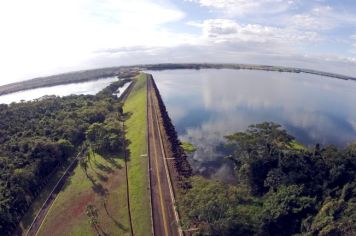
[0,77,130,104]
[149,69,356,182]
[1,69,355,182]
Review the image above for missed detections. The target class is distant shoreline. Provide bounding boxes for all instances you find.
[1,63,355,96]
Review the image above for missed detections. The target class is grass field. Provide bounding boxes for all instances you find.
[18,159,74,235]
[123,73,152,236]
[37,151,131,236]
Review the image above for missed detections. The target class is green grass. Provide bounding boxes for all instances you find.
[289,140,307,151]
[123,73,152,236]
[35,73,151,236]
[181,141,197,154]
[18,159,74,235]
[37,152,130,236]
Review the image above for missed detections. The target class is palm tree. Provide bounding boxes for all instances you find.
[79,158,89,178]
[86,204,100,235]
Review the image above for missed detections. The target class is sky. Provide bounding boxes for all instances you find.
[1,0,356,85]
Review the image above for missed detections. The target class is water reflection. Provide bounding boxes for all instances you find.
[0,77,119,104]
[149,69,356,182]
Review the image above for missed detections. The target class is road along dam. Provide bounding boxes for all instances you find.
[147,73,192,236]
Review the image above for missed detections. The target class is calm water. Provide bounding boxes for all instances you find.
[149,69,356,182]
[0,77,127,104]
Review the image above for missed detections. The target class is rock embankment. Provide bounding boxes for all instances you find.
[150,76,192,189]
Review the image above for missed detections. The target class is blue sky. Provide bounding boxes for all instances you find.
[1,0,356,85]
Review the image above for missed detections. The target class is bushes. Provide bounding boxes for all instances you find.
[179,177,262,235]
[179,123,356,235]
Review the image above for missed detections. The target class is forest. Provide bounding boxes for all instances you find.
[179,123,356,236]
[0,79,130,235]
[1,76,355,236]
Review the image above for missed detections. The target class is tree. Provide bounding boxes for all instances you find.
[86,204,100,234]
[0,80,127,234]
[179,123,356,236]
[261,185,315,235]
[57,139,74,159]
[264,168,287,191]
[79,158,89,178]
[225,122,294,195]
[86,122,123,154]
[179,177,262,235]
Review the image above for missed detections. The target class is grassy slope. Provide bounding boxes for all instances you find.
[37,152,130,236]
[18,159,74,235]
[123,73,152,236]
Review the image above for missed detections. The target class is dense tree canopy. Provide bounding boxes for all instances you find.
[0,79,129,234]
[179,122,356,235]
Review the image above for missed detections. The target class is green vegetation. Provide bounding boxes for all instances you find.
[123,73,152,236]
[179,176,262,235]
[181,141,197,154]
[37,152,130,236]
[179,122,356,235]
[2,69,355,236]
[86,120,124,154]
[0,78,129,235]
[289,139,307,151]
[17,159,74,233]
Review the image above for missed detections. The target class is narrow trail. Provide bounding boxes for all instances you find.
[120,80,136,236]
[122,120,135,236]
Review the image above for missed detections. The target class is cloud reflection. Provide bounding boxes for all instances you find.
[152,69,356,181]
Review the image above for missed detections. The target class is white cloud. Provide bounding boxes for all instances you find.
[289,5,356,31]
[351,35,356,54]
[190,19,319,47]
[0,0,187,85]
[186,0,297,16]
[291,13,330,31]
[188,1,356,34]
[0,0,355,86]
